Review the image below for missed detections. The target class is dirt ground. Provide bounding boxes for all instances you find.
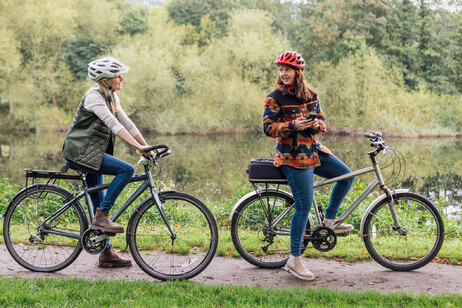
[0,245,460,296]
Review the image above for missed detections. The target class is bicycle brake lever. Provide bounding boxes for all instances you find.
[137,157,147,165]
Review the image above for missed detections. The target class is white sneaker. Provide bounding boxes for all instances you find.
[284,255,315,281]
[324,218,354,233]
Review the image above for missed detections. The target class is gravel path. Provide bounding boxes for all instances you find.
[0,245,460,295]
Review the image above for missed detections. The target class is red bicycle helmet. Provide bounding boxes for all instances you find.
[275,51,305,69]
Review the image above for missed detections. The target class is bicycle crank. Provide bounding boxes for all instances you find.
[82,229,115,254]
[311,227,337,252]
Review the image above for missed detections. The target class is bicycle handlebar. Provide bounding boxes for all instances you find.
[143,144,171,159]
[365,131,387,156]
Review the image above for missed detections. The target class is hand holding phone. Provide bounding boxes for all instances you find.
[306,112,317,121]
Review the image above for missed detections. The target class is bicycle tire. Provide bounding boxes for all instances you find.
[128,191,218,280]
[363,192,444,271]
[3,184,87,272]
[230,190,311,269]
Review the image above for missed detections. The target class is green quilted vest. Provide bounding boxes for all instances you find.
[61,86,116,171]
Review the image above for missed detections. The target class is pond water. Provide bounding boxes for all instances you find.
[1,131,462,216]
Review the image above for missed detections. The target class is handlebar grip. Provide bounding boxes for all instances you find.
[143,144,170,158]
[371,141,385,148]
[144,144,169,153]
[364,133,373,138]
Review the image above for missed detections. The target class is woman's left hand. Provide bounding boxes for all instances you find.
[307,119,320,130]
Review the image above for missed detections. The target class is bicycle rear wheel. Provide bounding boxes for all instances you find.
[128,192,218,280]
[363,192,444,271]
[3,184,87,272]
[230,190,311,269]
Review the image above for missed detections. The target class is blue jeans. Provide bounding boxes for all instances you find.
[66,153,135,212]
[281,152,354,256]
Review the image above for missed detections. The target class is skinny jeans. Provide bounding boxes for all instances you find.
[281,152,354,256]
[66,153,135,212]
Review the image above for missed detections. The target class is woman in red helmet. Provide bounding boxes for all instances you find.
[263,51,354,281]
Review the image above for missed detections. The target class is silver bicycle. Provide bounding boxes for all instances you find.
[230,132,444,271]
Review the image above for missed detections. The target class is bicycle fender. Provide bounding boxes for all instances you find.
[359,189,409,237]
[229,189,293,220]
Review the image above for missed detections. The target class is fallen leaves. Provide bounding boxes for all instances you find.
[335,258,351,265]
[431,257,450,264]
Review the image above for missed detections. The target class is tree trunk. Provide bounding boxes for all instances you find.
[9,138,14,160]
[8,83,14,122]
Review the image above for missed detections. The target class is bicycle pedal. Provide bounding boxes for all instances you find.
[102,232,117,237]
[89,226,119,236]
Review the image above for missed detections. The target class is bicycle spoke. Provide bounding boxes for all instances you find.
[231,191,304,269]
[4,184,85,272]
[363,192,444,271]
[129,192,217,280]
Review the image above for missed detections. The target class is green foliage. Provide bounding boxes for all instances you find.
[117,8,287,134]
[0,178,18,216]
[312,45,462,135]
[119,5,149,36]
[167,0,234,34]
[64,35,112,81]
[1,0,462,136]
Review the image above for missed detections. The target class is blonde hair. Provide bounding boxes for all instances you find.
[99,80,119,113]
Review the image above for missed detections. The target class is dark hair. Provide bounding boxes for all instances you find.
[273,65,317,101]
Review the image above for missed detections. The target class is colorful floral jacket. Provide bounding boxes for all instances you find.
[262,88,331,169]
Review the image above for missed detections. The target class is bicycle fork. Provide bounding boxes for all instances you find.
[146,166,177,244]
[373,159,407,236]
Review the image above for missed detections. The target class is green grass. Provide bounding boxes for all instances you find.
[0,179,461,306]
[213,229,462,265]
[0,277,460,307]
[0,178,461,265]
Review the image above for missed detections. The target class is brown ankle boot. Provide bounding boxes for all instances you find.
[91,208,124,233]
[97,245,132,268]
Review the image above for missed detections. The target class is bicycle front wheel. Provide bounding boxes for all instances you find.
[363,192,444,271]
[230,190,311,269]
[128,192,218,280]
[3,184,87,272]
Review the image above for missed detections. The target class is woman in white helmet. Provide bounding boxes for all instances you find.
[62,57,152,268]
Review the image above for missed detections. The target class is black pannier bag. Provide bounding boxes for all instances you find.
[246,158,288,184]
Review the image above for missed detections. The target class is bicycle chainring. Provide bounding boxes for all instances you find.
[82,229,108,254]
[311,226,337,252]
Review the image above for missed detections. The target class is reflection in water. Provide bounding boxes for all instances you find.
[1,132,462,213]
[403,172,462,216]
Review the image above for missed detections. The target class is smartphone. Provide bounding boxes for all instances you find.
[306,112,317,121]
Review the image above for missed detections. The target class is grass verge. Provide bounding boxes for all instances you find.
[0,277,461,307]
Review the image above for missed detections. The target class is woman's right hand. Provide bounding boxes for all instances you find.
[294,117,319,131]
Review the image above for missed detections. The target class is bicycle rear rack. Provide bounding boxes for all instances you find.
[24,166,82,199]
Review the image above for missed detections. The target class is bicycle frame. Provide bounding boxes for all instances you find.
[230,150,405,236]
[311,166,378,229]
[38,164,175,241]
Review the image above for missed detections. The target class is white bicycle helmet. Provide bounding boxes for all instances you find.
[88,57,129,82]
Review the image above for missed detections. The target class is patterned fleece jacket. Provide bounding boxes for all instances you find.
[262,87,331,169]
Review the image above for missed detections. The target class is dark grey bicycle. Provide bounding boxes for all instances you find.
[3,144,218,281]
